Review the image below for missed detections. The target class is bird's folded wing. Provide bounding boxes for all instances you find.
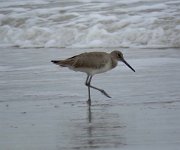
[72,52,109,69]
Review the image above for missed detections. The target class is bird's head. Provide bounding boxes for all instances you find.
[111,50,135,72]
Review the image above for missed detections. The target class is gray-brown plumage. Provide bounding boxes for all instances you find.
[51,50,135,106]
[52,52,114,72]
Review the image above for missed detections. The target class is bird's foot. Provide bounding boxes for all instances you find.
[100,90,111,98]
[87,99,91,106]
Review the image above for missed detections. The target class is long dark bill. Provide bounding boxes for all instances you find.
[122,59,135,72]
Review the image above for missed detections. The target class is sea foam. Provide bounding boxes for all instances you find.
[0,0,180,48]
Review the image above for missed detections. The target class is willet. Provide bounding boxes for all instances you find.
[51,50,135,106]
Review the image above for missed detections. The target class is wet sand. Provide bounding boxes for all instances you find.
[0,48,180,150]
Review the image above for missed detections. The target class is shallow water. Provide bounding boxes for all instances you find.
[0,48,180,150]
[0,0,180,48]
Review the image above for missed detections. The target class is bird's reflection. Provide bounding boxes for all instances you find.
[85,104,125,148]
[87,105,94,146]
[88,105,92,123]
[61,104,125,149]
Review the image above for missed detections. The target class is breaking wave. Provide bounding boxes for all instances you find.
[0,0,180,48]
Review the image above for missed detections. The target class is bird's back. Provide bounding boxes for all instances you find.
[74,52,110,68]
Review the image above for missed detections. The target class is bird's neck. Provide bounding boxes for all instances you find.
[111,58,118,69]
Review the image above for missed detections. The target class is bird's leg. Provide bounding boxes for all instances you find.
[88,76,111,98]
[85,75,91,106]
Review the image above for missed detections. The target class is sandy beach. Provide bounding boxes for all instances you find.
[0,47,180,150]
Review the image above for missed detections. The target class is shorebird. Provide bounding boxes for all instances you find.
[51,50,135,106]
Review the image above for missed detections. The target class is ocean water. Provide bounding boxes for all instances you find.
[0,0,180,48]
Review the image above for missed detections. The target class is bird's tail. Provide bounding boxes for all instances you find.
[51,60,60,64]
[51,60,69,67]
